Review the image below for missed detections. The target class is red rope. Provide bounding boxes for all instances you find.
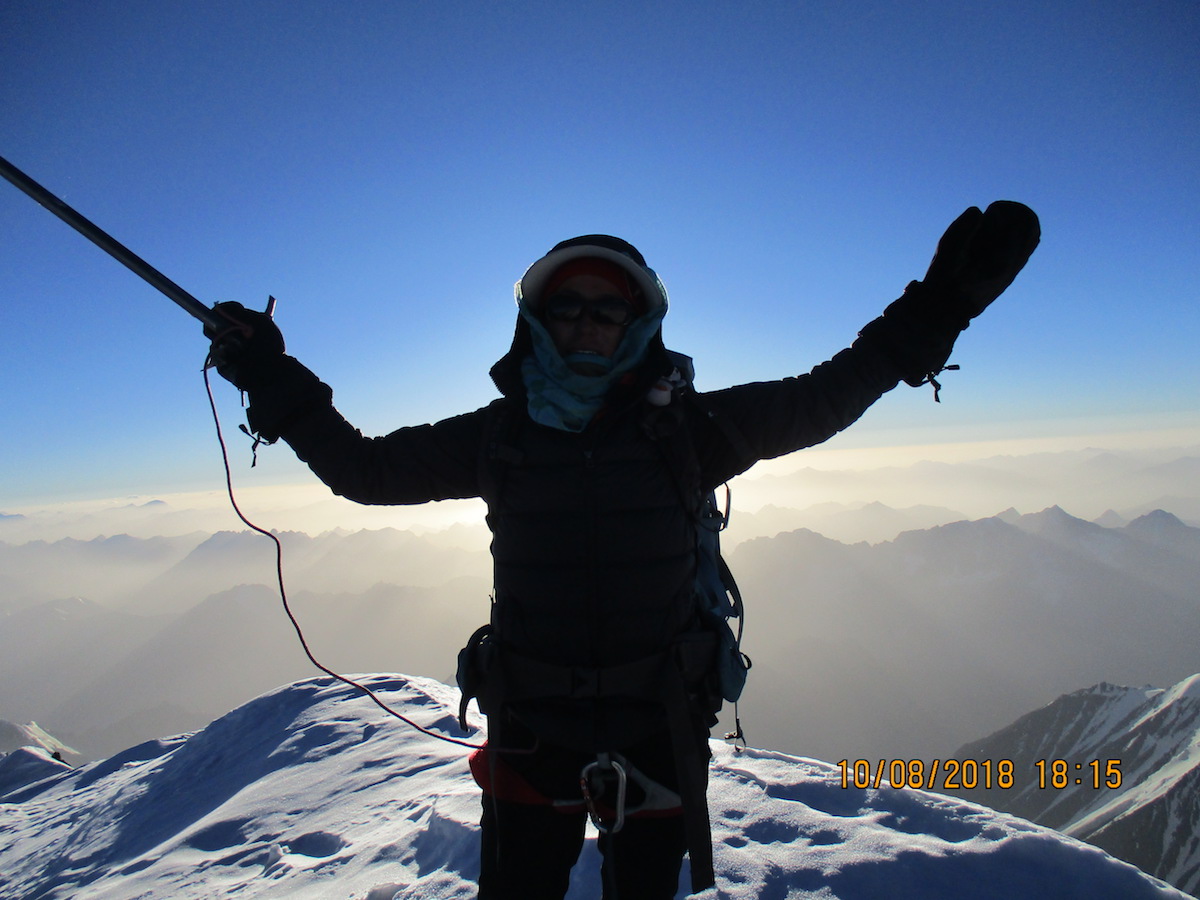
[202,358,484,751]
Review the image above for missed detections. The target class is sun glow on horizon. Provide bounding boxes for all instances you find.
[743,416,1200,479]
[4,417,1197,544]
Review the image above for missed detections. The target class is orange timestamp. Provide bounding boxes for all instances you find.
[836,758,1124,791]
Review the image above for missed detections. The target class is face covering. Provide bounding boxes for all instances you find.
[518,299,667,432]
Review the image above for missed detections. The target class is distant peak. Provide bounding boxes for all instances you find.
[1036,505,1069,517]
[1093,509,1126,528]
[1017,506,1092,531]
[1128,509,1187,530]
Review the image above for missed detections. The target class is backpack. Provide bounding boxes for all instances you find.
[655,351,753,733]
[694,482,751,706]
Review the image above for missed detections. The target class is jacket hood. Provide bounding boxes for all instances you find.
[490,236,672,399]
[515,234,668,315]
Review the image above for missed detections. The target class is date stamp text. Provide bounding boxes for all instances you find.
[836,758,1123,791]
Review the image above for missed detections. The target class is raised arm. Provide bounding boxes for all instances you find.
[205,304,485,505]
[693,201,1040,484]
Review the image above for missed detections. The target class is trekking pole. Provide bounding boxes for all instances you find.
[0,153,225,333]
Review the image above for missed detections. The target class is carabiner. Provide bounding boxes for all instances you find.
[580,752,628,834]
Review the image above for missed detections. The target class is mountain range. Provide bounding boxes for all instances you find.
[726,505,1200,763]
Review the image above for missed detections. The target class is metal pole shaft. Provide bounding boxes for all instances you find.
[0,154,224,331]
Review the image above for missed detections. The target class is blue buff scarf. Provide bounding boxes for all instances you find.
[519,300,667,433]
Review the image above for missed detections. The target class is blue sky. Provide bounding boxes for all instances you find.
[2,1,1197,507]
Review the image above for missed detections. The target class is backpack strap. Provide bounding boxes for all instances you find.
[458,399,524,729]
[680,388,756,482]
[652,379,753,702]
[477,397,525,507]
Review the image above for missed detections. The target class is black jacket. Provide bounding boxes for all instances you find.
[251,314,905,749]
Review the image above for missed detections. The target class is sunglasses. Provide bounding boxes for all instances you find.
[543,292,635,327]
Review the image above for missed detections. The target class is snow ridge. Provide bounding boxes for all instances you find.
[1,675,1193,899]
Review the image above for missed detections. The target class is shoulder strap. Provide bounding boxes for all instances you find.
[679,389,756,481]
[650,374,750,662]
[477,397,525,506]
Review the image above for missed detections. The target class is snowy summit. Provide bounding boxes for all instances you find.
[0,674,1192,900]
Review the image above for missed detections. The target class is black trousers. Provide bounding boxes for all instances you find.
[474,718,693,899]
[478,795,687,900]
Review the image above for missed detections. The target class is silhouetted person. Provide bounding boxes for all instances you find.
[207,204,1039,898]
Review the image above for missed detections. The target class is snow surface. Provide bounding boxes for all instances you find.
[1,674,1194,900]
[1065,679,1200,844]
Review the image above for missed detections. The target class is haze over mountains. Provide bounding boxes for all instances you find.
[4,440,1198,544]
[2,443,1197,766]
[730,503,1200,763]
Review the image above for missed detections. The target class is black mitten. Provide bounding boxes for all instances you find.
[859,201,1040,388]
[921,200,1041,321]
